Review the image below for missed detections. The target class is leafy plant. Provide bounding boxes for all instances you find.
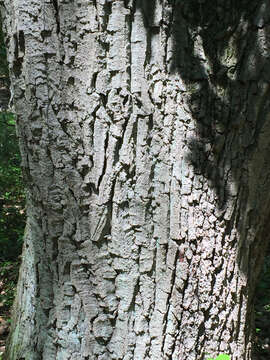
[207,354,230,360]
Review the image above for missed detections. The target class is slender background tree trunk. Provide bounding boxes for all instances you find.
[2,0,270,359]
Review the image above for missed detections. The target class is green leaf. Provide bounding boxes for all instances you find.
[216,355,230,360]
[206,355,230,360]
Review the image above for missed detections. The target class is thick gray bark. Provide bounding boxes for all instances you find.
[2,0,270,359]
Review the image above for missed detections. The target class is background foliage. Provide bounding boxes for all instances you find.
[0,111,25,260]
[0,16,24,356]
[0,17,25,261]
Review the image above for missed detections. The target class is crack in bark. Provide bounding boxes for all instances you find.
[52,0,60,34]
[97,130,109,192]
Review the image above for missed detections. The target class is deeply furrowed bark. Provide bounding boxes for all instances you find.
[2,0,270,359]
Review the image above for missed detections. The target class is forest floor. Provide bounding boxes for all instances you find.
[253,266,270,360]
[0,259,270,359]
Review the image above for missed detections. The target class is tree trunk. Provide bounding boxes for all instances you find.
[2,0,270,359]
